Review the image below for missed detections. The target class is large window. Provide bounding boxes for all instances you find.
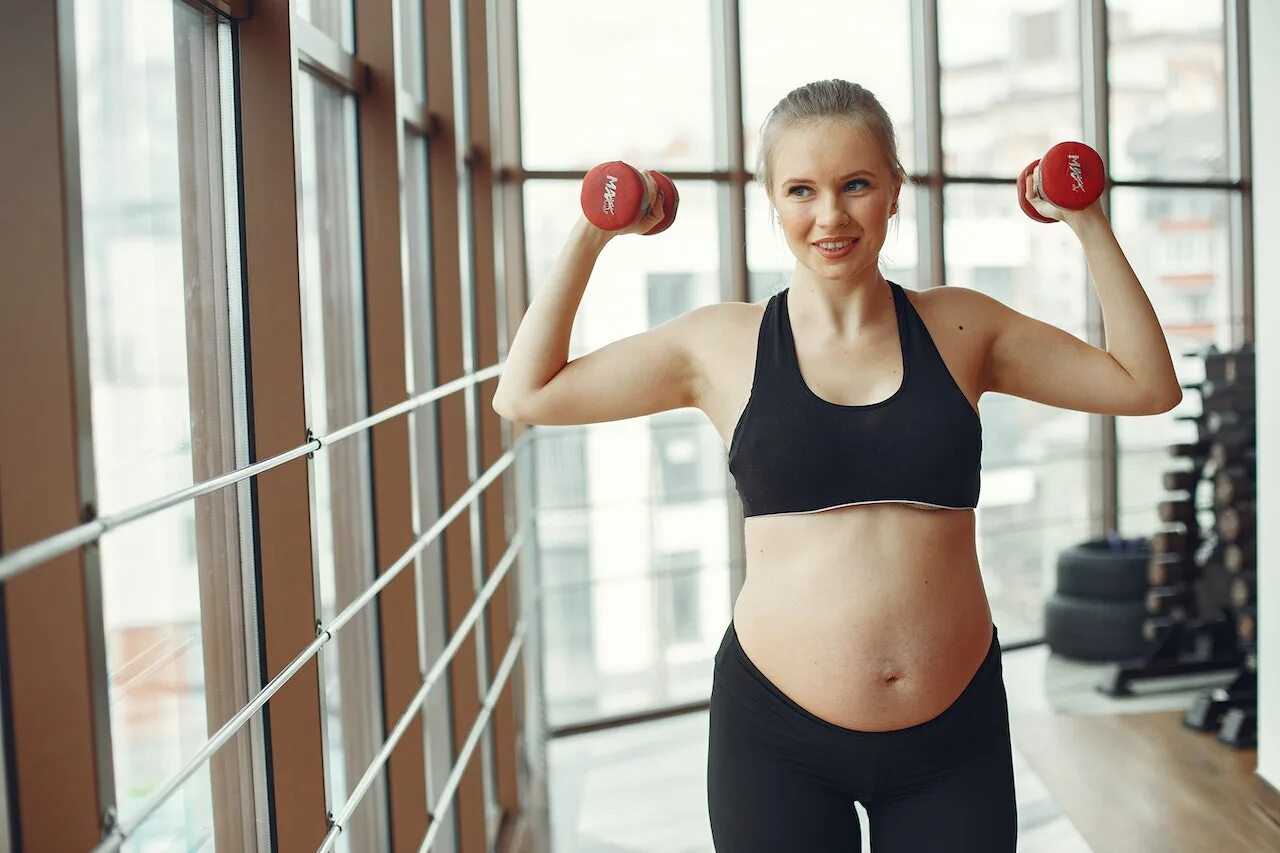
[740,0,915,174]
[403,124,464,853]
[515,0,1250,679]
[518,1,717,172]
[296,69,390,852]
[944,182,1094,641]
[1114,188,1235,535]
[10,0,523,848]
[1107,0,1227,181]
[520,176,733,728]
[73,0,264,847]
[939,0,1083,177]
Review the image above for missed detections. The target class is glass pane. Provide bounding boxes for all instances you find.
[1111,188,1235,535]
[402,130,463,853]
[400,0,426,102]
[74,0,258,847]
[747,178,919,300]
[77,0,195,511]
[100,508,213,848]
[1107,0,1227,181]
[978,515,1095,641]
[540,540,735,727]
[297,71,389,853]
[944,184,1095,644]
[297,0,355,53]
[939,0,1083,177]
[740,1,915,175]
[523,181,733,728]
[517,1,716,171]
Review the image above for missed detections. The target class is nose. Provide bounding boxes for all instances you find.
[816,194,851,230]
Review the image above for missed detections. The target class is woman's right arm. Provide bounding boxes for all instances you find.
[492,210,709,426]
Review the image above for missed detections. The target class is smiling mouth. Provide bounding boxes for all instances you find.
[814,238,859,256]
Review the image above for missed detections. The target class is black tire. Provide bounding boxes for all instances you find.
[1044,593,1153,662]
[1056,537,1150,601]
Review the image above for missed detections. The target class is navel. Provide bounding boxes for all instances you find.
[880,667,906,685]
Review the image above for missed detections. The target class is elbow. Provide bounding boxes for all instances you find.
[1145,386,1183,415]
[490,375,520,421]
[491,392,520,422]
[491,389,534,424]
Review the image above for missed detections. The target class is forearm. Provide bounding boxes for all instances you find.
[493,215,612,410]
[1068,209,1181,405]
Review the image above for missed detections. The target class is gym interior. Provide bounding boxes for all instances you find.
[1,1,1277,851]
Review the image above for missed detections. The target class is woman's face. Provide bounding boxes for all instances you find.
[769,119,900,281]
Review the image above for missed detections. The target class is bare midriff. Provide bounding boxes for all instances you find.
[731,501,994,732]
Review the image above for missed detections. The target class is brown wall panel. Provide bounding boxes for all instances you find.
[237,2,328,848]
[0,3,105,849]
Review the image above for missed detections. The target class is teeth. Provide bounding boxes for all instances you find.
[818,240,854,250]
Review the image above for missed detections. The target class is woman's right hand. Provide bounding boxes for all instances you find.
[607,168,667,238]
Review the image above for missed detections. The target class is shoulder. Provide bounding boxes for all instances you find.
[697,297,770,324]
[907,283,1005,339]
[680,297,757,407]
[669,299,767,349]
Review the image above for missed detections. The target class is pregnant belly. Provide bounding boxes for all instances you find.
[732,505,995,731]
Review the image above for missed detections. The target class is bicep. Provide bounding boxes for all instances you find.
[503,309,706,425]
[981,294,1154,416]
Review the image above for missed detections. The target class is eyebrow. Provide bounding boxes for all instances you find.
[782,170,875,185]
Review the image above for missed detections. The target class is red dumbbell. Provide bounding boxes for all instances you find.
[580,161,680,235]
[1018,142,1106,223]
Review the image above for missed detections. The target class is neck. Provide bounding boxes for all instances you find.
[787,267,892,335]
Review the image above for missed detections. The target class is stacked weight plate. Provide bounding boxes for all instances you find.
[1181,344,1258,747]
[1095,345,1252,719]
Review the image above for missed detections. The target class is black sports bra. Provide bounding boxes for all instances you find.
[727,280,982,517]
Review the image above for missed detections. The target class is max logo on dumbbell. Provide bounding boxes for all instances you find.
[600,173,619,216]
[1067,153,1085,193]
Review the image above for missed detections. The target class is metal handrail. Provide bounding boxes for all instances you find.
[317,525,527,852]
[89,441,520,853]
[0,364,502,581]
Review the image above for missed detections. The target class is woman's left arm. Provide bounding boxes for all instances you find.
[1064,204,1183,409]
[971,181,1183,417]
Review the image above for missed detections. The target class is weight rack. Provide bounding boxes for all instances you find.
[1097,344,1259,749]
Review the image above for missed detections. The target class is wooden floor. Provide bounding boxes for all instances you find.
[1012,710,1280,853]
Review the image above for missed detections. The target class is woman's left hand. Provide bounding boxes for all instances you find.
[1024,164,1104,228]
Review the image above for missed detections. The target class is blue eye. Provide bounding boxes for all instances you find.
[787,179,869,196]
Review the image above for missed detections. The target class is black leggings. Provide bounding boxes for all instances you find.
[707,621,1016,852]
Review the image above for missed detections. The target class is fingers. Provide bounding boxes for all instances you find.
[643,170,662,220]
[650,190,665,222]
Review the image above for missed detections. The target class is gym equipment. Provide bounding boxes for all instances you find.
[1018,141,1106,223]
[1147,552,1194,587]
[1223,541,1254,574]
[1045,535,1157,661]
[1092,344,1259,751]
[1054,537,1151,600]
[1045,594,1150,661]
[580,161,680,235]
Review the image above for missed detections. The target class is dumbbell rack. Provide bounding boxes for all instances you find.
[1097,344,1258,748]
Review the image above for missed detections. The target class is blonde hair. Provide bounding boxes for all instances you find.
[757,79,905,203]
